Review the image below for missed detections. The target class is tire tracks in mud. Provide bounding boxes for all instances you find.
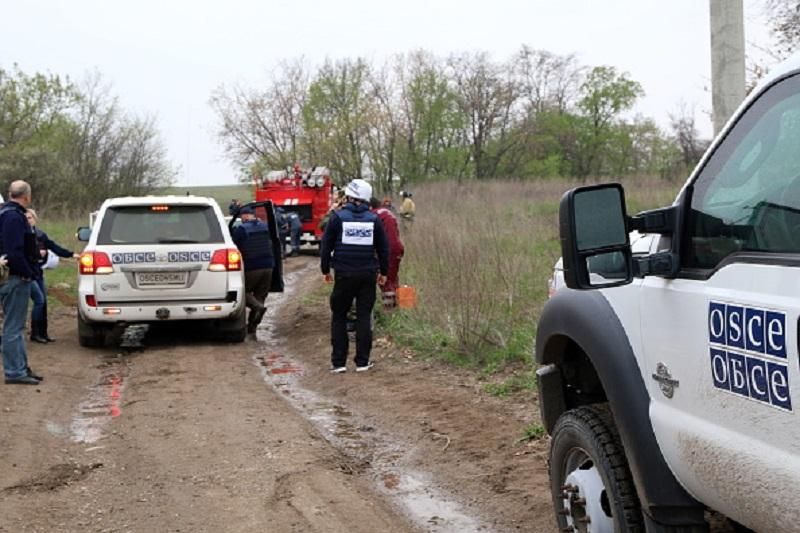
[254,260,494,533]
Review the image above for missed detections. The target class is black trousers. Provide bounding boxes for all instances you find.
[330,271,376,367]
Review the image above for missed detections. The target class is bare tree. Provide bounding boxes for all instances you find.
[766,0,800,58]
[668,103,704,168]
[447,52,520,179]
[364,60,401,193]
[210,59,309,180]
[511,46,583,115]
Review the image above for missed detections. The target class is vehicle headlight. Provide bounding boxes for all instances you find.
[316,176,325,187]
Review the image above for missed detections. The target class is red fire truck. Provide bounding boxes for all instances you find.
[254,164,334,246]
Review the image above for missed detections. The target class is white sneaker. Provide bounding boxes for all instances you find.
[355,362,374,372]
[330,366,347,374]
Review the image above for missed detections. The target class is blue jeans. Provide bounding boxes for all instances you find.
[30,277,46,322]
[290,226,301,251]
[1,276,32,379]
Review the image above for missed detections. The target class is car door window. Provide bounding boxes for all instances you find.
[686,73,800,270]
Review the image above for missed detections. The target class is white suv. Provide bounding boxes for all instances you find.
[77,196,249,346]
[537,52,800,532]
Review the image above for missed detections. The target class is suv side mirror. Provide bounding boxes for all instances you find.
[559,183,633,290]
[76,227,91,242]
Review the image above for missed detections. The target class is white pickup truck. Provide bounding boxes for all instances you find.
[536,53,800,532]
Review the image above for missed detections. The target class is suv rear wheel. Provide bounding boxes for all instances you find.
[550,405,644,532]
[217,305,247,343]
[77,314,107,348]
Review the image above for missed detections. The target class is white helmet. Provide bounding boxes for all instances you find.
[344,179,372,202]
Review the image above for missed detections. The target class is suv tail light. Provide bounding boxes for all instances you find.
[80,251,114,275]
[209,248,241,271]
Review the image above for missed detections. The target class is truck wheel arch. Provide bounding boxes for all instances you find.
[536,289,706,530]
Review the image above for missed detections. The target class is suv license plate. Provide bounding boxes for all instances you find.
[137,272,187,286]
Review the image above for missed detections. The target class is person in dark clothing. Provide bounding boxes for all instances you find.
[26,209,79,343]
[286,211,302,257]
[232,206,274,334]
[0,181,42,385]
[276,208,302,257]
[228,198,241,216]
[275,207,289,254]
[320,179,389,373]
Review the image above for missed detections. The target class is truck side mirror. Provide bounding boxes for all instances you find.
[559,183,633,290]
[76,227,91,242]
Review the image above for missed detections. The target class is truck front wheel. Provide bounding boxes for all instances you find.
[550,405,644,533]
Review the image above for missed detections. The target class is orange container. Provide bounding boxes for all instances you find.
[396,285,417,309]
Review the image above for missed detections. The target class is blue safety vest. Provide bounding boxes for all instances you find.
[332,205,379,273]
[239,220,274,271]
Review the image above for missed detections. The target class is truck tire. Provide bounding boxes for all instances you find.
[550,405,644,533]
[77,314,106,348]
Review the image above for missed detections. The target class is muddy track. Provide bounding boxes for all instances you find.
[0,256,555,532]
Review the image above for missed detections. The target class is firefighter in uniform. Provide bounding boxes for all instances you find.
[320,179,389,373]
[232,206,274,334]
[369,197,404,307]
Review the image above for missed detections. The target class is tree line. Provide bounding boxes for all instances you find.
[210,47,707,192]
[0,65,175,214]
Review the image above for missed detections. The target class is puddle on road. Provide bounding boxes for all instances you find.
[70,357,130,444]
[253,264,486,532]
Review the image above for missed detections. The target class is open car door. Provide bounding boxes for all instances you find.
[229,200,284,293]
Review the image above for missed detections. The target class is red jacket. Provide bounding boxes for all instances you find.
[373,207,404,258]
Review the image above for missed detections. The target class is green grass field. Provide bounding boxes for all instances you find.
[380,176,682,378]
[161,184,254,211]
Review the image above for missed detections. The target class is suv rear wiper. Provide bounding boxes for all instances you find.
[156,238,199,244]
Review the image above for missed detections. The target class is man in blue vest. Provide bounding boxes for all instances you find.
[232,206,274,335]
[320,179,389,373]
[0,181,42,385]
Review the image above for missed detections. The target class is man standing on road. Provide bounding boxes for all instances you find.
[369,197,404,308]
[320,179,389,374]
[0,181,42,385]
[232,206,274,335]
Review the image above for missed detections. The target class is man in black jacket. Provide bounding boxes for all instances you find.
[320,179,389,374]
[0,181,42,385]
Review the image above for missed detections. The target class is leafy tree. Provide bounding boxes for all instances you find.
[575,66,644,178]
[302,58,373,183]
[395,51,467,185]
[0,66,174,214]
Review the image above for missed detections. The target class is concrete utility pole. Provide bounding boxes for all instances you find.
[710,0,746,135]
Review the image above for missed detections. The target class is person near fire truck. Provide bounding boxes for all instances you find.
[320,179,389,373]
[286,210,302,257]
[369,197,403,307]
[232,206,274,335]
[399,191,415,228]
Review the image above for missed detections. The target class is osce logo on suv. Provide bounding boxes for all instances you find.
[708,301,791,411]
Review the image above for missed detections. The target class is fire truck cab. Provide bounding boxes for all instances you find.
[254,164,333,246]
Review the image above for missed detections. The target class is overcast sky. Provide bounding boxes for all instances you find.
[0,0,775,186]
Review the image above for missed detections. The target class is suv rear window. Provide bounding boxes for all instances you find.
[97,205,224,245]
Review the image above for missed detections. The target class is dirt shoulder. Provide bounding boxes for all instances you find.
[271,257,554,532]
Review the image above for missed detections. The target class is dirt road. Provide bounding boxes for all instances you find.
[0,257,554,533]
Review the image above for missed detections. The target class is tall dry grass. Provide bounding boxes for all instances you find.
[384,176,681,368]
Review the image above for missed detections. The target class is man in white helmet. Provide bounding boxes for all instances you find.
[320,178,389,373]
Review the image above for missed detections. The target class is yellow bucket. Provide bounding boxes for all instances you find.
[396,285,417,309]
